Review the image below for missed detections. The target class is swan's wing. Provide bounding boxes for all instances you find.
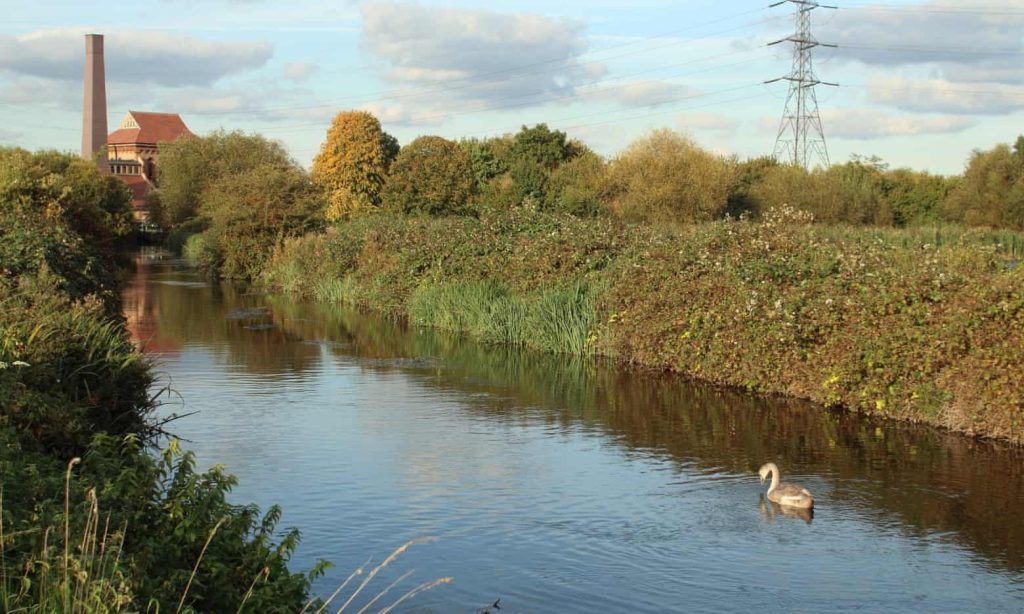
[776,483,813,504]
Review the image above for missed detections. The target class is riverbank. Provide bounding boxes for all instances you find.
[0,148,319,611]
[263,206,1024,443]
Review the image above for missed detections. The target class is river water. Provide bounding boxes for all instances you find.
[124,252,1024,612]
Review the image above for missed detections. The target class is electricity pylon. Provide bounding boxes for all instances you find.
[766,0,837,169]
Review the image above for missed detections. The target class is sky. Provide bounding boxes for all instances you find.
[0,0,1022,174]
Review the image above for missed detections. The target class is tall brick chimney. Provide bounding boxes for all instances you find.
[81,34,108,172]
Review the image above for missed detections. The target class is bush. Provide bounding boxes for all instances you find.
[267,206,1024,442]
[0,148,134,255]
[0,149,134,306]
[543,151,609,217]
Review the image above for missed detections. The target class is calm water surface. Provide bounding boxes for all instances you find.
[124,253,1024,612]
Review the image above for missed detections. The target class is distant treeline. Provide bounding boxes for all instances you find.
[148,112,1024,279]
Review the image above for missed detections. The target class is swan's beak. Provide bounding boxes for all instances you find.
[759,475,765,485]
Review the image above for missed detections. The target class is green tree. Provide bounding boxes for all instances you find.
[543,150,609,216]
[382,135,476,216]
[605,129,734,223]
[155,131,293,227]
[459,136,513,189]
[944,139,1024,229]
[311,110,398,221]
[199,164,324,278]
[505,124,579,204]
[883,168,954,227]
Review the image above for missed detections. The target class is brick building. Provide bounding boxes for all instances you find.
[106,111,193,222]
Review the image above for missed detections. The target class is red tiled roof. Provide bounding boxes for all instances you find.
[118,174,151,209]
[108,111,193,145]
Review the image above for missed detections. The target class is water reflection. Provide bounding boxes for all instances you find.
[759,496,814,524]
[125,253,1024,611]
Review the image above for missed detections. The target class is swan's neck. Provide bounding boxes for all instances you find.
[766,463,780,495]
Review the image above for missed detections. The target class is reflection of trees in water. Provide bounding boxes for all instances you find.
[267,300,1024,573]
[134,268,1024,574]
[128,260,321,377]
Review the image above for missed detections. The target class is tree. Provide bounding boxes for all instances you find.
[156,131,294,227]
[199,164,324,278]
[943,139,1024,229]
[543,150,609,217]
[505,124,579,204]
[459,136,513,189]
[510,123,573,169]
[382,136,475,216]
[605,129,734,224]
[747,164,843,223]
[311,110,398,221]
[883,168,954,227]
[826,157,891,226]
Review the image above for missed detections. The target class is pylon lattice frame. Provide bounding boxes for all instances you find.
[766,0,837,169]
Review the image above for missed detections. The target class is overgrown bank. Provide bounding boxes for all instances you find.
[0,148,321,611]
[264,206,1024,443]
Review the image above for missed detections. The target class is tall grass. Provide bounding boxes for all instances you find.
[1,460,133,614]
[1,459,449,613]
[408,280,596,356]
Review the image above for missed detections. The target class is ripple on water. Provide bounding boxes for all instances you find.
[131,263,1024,612]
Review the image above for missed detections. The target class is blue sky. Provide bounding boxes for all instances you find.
[1,0,1022,173]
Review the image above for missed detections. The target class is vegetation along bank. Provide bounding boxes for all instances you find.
[261,206,1022,443]
[155,111,1024,444]
[0,147,324,611]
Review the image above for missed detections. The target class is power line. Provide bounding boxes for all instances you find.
[766,0,838,169]
[185,11,786,118]
[262,51,772,134]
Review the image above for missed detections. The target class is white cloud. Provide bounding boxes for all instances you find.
[282,61,318,81]
[820,108,975,139]
[0,28,272,87]
[0,128,23,143]
[359,101,445,127]
[867,77,1024,115]
[360,2,605,108]
[584,80,691,108]
[824,1,1024,84]
[676,112,739,136]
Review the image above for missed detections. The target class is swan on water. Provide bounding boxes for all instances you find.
[758,462,813,509]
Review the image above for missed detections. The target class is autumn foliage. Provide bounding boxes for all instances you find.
[311,110,399,221]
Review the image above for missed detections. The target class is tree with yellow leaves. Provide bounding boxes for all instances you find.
[311,110,399,221]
